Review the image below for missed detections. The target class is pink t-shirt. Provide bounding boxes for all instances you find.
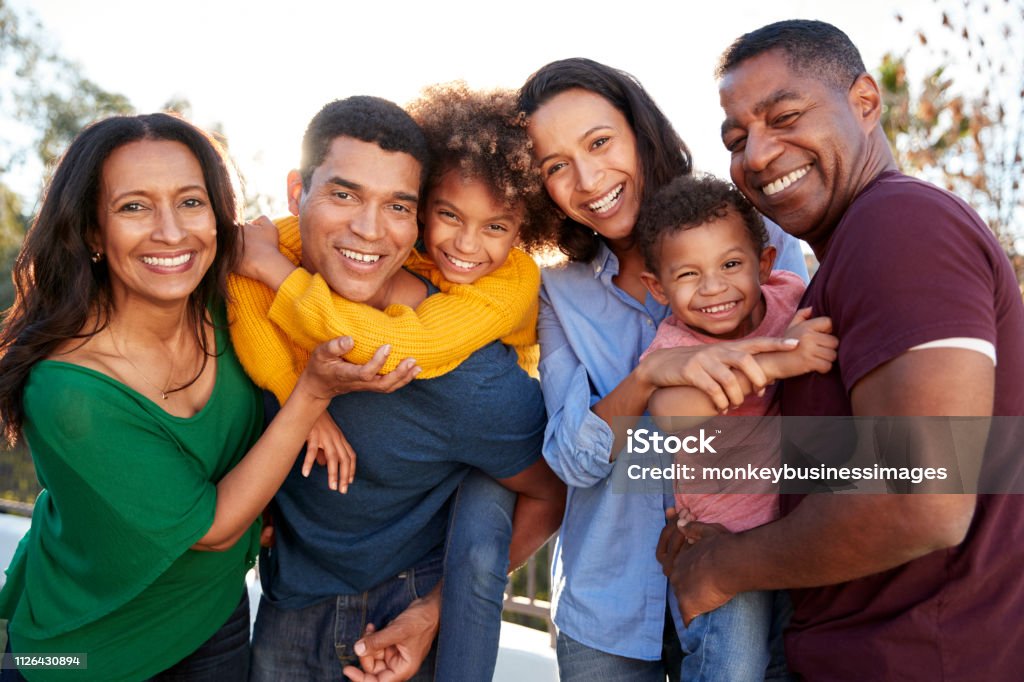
[642,270,805,531]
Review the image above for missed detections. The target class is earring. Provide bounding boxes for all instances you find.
[90,251,103,263]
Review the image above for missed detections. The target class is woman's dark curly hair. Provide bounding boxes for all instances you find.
[519,58,693,262]
[636,174,767,273]
[0,113,240,445]
[407,82,559,253]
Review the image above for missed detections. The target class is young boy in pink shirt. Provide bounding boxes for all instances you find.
[637,174,837,681]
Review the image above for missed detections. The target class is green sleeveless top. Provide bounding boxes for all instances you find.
[0,314,263,681]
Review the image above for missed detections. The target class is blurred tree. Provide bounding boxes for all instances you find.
[0,185,25,311]
[879,0,1024,283]
[0,0,134,310]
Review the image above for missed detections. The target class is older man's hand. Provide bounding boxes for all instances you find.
[660,515,738,626]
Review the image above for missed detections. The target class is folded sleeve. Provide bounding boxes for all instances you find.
[537,284,616,487]
[268,247,541,378]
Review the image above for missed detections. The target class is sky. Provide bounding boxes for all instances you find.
[4,0,1002,216]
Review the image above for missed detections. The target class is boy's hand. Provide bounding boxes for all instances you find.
[237,215,297,290]
[641,337,799,412]
[778,308,838,377]
[303,412,357,493]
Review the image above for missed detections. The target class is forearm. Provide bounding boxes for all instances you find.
[194,379,330,551]
[251,254,297,292]
[708,494,975,595]
[648,386,720,433]
[592,367,658,459]
[272,250,536,377]
[757,350,805,382]
[507,487,566,571]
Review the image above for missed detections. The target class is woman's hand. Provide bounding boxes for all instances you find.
[638,337,799,412]
[298,336,422,401]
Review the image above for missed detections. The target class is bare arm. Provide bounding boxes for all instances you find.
[595,336,799,458]
[665,347,990,623]
[648,312,836,431]
[192,339,419,551]
[496,459,567,570]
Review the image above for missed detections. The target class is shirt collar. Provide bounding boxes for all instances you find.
[591,241,618,280]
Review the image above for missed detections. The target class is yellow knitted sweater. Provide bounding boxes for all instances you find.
[227,216,540,405]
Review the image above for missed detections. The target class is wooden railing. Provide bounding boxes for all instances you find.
[502,538,556,647]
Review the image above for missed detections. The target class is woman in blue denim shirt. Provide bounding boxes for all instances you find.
[518,59,806,681]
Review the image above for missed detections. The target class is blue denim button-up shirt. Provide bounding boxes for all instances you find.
[539,223,805,659]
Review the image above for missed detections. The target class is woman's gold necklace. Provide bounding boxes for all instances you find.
[108,327,180,400]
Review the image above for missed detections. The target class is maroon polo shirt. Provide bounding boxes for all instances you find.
[779,172,1024,680]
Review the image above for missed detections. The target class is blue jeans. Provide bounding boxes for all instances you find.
[672,589,794,682]
[556,632,669,681]
[436,469,515,681]
[250,551,442,682]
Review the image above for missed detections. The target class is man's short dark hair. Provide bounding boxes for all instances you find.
[716,19,866,93]
[299,96,431,188]
[636,174,767,273]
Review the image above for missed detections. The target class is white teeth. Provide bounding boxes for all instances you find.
[700,302,737,314]
[588,184,623,213]
[445,253,480,270]
[141,253,192,267]
[340,248,380,263]
[762,166,810,196]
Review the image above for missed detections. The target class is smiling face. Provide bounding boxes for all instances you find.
[290,136,422,309]
[719,49,878,252]
[527,88,642,243]
[95,139,217,310]
[423,171,522,285]
[641,211,775,340]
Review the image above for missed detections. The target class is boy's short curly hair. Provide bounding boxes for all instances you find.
[406,82,559,253]
[636,174,767,273]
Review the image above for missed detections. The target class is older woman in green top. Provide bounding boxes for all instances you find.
[0,113,418,681]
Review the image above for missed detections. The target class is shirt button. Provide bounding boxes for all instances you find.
[646,319,653,325]
[595,265,603,274]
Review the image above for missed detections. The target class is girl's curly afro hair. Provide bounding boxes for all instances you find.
[407,82,559,253]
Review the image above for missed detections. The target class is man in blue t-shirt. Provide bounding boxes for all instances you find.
[246,96,564,681]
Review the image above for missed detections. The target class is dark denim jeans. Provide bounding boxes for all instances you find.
[250,551,443,682]
[436,469,515,681]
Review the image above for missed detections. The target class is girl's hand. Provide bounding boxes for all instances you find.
[303,411,357,494]
[236,215,297,290]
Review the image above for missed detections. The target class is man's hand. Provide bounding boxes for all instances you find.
[342,586,441,682]
[299,336,421,401]
[656,508,687,576]
[667,521,736,626]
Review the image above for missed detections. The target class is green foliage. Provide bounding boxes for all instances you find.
[1,1,134,173]
[0,0,135,315]
[883,1,1024,283]
[0,440,39,506]
[0,183,25,311]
